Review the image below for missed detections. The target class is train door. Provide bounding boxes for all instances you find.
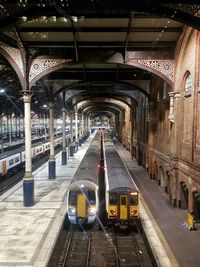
[2,160,6,176]
[77,193,86,218]
[119,195,128,219]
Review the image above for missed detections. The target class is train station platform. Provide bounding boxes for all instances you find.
[117,142,200,267]
[0,134,94,267]
[0,136,197,267]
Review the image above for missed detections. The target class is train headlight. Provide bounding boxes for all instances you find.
[131,210,137,216]
[110,210,117,216]
[89,207,96,215]
[68,208,76,215]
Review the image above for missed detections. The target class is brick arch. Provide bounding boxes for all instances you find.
[182,70,192,90]
[125,56,174,88]
[0,43,24,87]
[29,57,72,88]
[29,57,174,91]
[0,43,174,92]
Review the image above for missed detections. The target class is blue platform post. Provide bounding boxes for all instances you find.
[70,144,74,156]
[62,150,67,165]
[23,179,34,207]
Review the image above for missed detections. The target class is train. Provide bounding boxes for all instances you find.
[103,132,139,229]
[65,128,139,230]
[66,130,100,225]
[0,136,64,177]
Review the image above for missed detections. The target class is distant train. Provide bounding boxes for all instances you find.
[66,131,100,225]
[0,136,63,177]
[103,133,139,229]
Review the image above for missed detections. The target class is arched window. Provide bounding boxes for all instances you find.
[163,82,166,99]
[184,73,192,96]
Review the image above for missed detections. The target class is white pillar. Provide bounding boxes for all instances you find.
[75,111,79,151]
[62,108,67,165]
[82,114,84,136]
[75,111,78,140]
[48,102,56,179]
[49,103,55,158]
[69,112,74,156]
[22,91,34,207]
[168,92,175,123]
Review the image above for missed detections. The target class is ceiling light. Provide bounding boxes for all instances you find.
[72,16,78,22]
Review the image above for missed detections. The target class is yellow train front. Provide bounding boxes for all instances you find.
[103,136,139,229]
[107,187,139,228]
[67,180,99,225]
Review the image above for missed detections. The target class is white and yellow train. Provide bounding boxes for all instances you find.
[66,131,101,225]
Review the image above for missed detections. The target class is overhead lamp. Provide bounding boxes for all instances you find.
[48,16,56,23]
[72,16,78,22]
[60,17,67,23]
[39,16,47,22]
[20,16,27,22]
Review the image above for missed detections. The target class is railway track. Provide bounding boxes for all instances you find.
[59,227,91,267]
[49,224,153,267]
[113,229,144,267]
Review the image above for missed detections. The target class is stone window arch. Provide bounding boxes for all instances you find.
[183,71,193,143]
[184,72,192,97]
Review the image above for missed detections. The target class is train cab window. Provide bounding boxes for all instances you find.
[87,191,96,204]
[130,193,138,205]
[109,193,117,205]
[121,196,126,205]
[69,191,76,205]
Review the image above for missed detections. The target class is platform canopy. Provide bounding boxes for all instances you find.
[0,0,198,118]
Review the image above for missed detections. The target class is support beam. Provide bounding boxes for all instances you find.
[48,102,56,179]
[22,91,34,207]
[62,108,67,165]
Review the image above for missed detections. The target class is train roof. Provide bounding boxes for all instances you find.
[109,187,137,193]
[104,138,138,192]
[69,132,100,187]
[0,146,24,159]
[0,139,46,159]
[68,180,98,191]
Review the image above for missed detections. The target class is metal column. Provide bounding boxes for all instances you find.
[62,108,67,165]
[75,111,79,152]
[79,112,82,146]
[48,102,56,179]
[69,112,74,156]
[22,91,34,207]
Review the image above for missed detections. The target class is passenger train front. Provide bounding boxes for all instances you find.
[103,134,139,229]
[66,131,101,225]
